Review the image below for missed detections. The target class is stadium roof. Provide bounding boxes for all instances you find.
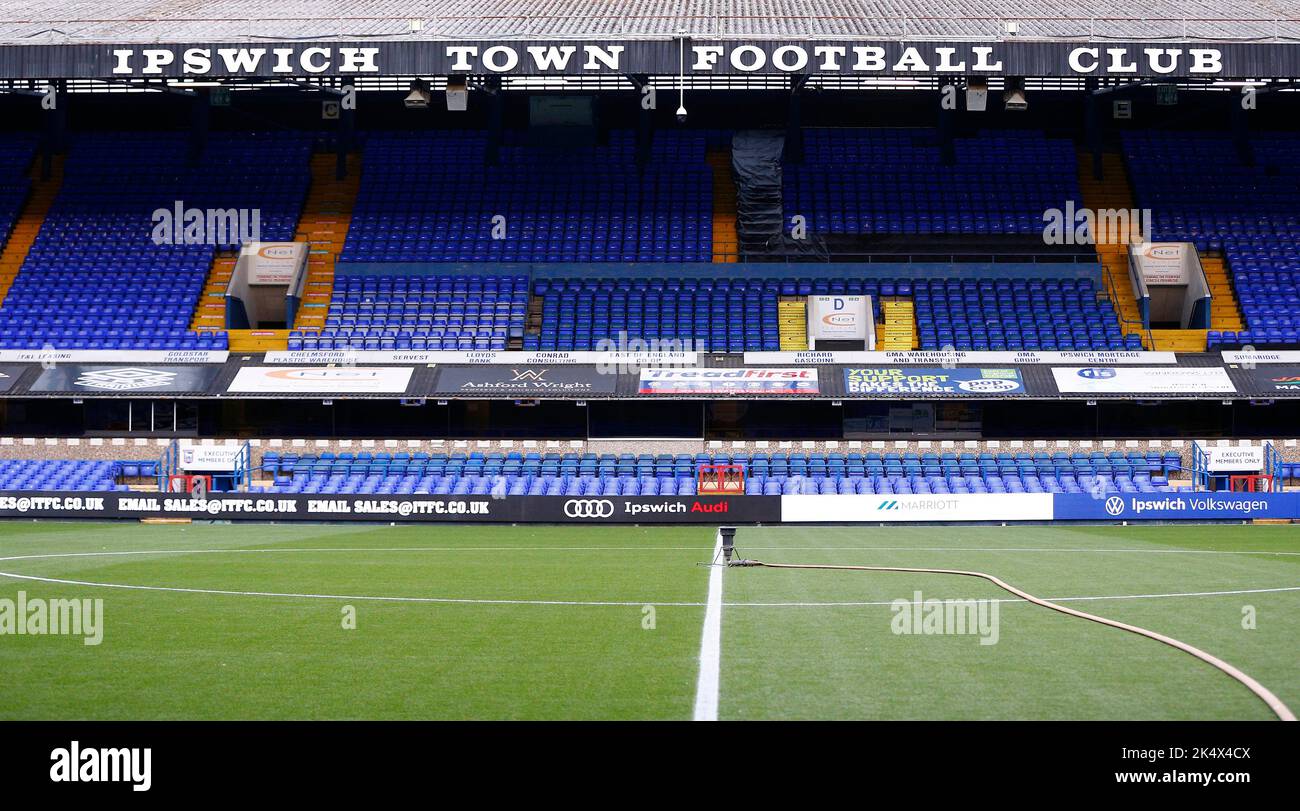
[2,0,1299,43]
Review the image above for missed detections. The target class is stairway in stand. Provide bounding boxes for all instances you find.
[707,149,738,263]
[1076,149,1147,348]
[778,298,807,350]
[1199,254,1246,334]
[879,299,916,350]
[189,252,236,333]
[0,156,63,307]
[292,153,360,333]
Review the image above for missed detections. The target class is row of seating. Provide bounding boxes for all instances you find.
[257,471,1171,496]
[341,131,713,263]
[0,459,146,491]
[786,129,1080,236]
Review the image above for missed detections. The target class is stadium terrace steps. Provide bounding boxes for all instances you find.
[189,250,236,332]
[777,297,807,350]
[227,329,291,352]
[881,298,917,350]
[1200,254,1246,331]
[707,149,738,262]
[0,155,62,307]
[292,153,360,332]
[1149,328,1209,352]
[1075,149,1148,348]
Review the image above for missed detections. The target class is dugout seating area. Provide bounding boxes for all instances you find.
[785,129,1079,236]
[253,450,1178,496]
[1124,131,1300,345]
[0,132,310,350]
[341,131,712,264]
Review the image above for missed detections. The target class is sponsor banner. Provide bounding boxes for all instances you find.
[1052,366,1236,394]
[0,492,780,524]
[431,365,617,395]
[1133,242,1191,285]
[807,295,871,343]
[28,364,221,394]
[0,349,227,364]
[1244,366,1300,392]
[243,242,307,285]
[782,493,1054,522]
[1204,446,1266,473]
[41,42,1277,81]
[1053,492,1300,521]
[844,367,1024,395]
[1223,350,1300,365]
[0,364,26,393]
[535,495,779,523]
[179,445,245,472]
[638,367,819,395]
[264,350,699,366]
[743,350,1176,365]
[227,366,414,394]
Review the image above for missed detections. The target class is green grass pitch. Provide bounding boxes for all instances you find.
[0,521,1296,720]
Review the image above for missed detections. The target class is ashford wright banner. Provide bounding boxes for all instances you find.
[432,366,617,396]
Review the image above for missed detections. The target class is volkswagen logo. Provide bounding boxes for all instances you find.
[564,499,615,519]
[1104,496,1126,516]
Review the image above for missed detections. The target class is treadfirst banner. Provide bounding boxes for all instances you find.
[638,368,819,394]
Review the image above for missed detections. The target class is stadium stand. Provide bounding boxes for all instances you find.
[785,129,1079,237]
[0,132,311,350]
[1123,131,1300,347]
[252,450,1176,496]
[341,130,712,263]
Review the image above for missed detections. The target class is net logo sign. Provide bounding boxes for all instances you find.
[1077,367,1118,379]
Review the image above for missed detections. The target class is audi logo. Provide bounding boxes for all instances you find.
[564,499,615,519]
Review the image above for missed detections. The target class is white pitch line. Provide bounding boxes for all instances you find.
[692,532,724,721]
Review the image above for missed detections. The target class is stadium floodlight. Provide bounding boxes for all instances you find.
[445,77,468,111]
[1004,79,1028,111]
[404,79,431,109]
[1004,21,1020,36]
